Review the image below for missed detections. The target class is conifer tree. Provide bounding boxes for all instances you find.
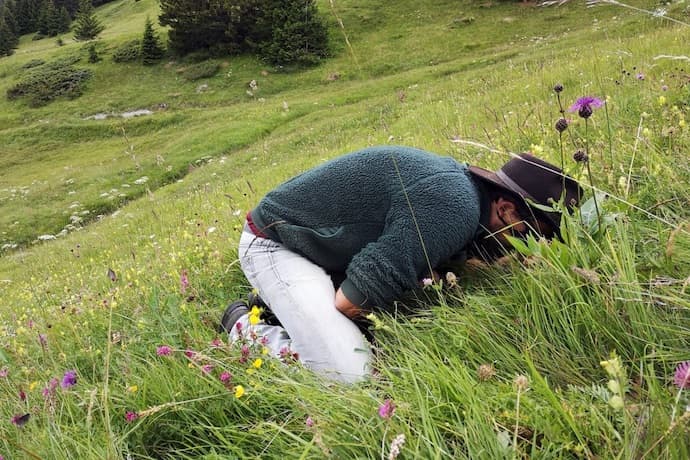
[141,16,164,65]
[0,16,18,56]
[73,0,102,41]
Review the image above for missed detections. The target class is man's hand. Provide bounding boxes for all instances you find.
[335,287,366,319]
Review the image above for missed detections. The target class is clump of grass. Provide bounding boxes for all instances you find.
[181,61,220,81]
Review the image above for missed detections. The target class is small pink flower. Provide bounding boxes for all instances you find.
[259,336,269,346]
[180,269,189,294]
[220,371,232,383]
[19,389,26,401]
[211,338,223,348]
[422,278,433,287]
[305,416,314,427]
[184,349,196,359]
[38,333,48,347]
[378,399,396,419]
[0,367,8,378]
[674,361,690,389]
[125,411,139,422]
[201,364,214,374]
[636,73,645,80]
[156,345,172,356]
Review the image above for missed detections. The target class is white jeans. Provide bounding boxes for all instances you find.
[235,228,372,383]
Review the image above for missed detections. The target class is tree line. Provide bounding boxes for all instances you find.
[0,0,113,56]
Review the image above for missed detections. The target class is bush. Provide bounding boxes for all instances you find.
[21,59,45,69]
[181,61,219,81]
[6,59,93,107]
[112,40,141,63]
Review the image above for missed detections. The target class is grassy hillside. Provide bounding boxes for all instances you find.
[1,0,690,458]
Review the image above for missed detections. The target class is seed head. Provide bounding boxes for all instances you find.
[573,150,589,163]
[514,374,530,391]
[555,118,568,133]
[478,363,496,381]
[554,83,564,93]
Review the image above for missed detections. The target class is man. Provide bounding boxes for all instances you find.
[221,146,582,383]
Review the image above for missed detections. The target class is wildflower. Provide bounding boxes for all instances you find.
[10,414,31,427]
[636,73,645,80]
[305,416,314,427]
[38,333,47,347]
[445,271,458,288]
[658,95,666,105]
[43,378,59,398]
[184,349,196,359]
[569,96,604,119]
[252,358,263,369]
[11,413,30,427]
[234,385,245,398]
[156,345,172,356]
[61,370,77,389]
[180,269,189,294]
[573,150,589,163]
[378,399,396,419]
[19,389,26,401]
[125,411,139,422]
[0,367,8,378]
[661,85,669,91]
[555,118,569,133]
[609,395,624,410]
[421,278,433,287]
[388,433,406,460]
[201,364,214,374]
[478,363,496,381]
[674,361,690,389]
[553,83,563,93]
[127,385,138,393]
[220,371,232,383]
[211,338,223,348]
[513,374,529,391]
[248,306,261,326]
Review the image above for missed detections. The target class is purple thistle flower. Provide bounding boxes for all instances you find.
[674,361,690,389]
[11,413,30,427]
[201,364,214,374]
[156,345,172,356]
[125,411,139,422]
[378,399,396,419]
[569,96,604,119]
[220,371,232,383]
[61,370,77,389]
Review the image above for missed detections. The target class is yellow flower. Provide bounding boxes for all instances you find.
[679,119,686,128]
[127,385,138,393]
[29,381,38,391]
[248,306,261,325]
[261,347,269,355]
[252,358,263,369]
[234,385,245,398]
[658,95,666,106]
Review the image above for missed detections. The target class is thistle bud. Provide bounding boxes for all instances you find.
[578,104,593,119]
[555,118,568,133]
[554,83,564,93]
[573,150,588,163]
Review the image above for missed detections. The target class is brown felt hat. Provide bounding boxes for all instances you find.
[468,153,584,232]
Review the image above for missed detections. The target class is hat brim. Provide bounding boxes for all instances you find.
[468,165,561,232]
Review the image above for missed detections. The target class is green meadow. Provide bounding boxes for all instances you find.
[1,0,690,457]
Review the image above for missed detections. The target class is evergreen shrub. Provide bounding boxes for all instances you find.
[6,58,92,106]
[112,40,140,63]
[181,61,219,81]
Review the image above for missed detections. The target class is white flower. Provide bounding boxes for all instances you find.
[388,433,406,460]
[37,234,56,241]
[134,176,149,185]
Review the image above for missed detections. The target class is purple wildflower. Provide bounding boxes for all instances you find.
[569,96,604,119]
[305,416,314,427]
[184,349,196,359]
[11,413,30,427]
[180,269,189,294]
[674,361,690,389]
[38,333,48,347]
[125,411,139,422]
[220,371,232,383]
[156,345,172,356]
[636,73,645,80]
[201,364,214,374]
[43,378,59,399]
[19,389,26,401]
[378,399,396,419]
[61,370,77,389]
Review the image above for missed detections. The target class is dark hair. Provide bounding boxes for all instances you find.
[485,184,557,239]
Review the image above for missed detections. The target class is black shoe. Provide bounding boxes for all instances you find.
[247,292,282,327]
[218,300,249,333]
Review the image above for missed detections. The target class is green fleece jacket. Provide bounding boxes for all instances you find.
[249,146,483,309]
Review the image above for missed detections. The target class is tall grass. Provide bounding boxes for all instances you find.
[1,0,690,458]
